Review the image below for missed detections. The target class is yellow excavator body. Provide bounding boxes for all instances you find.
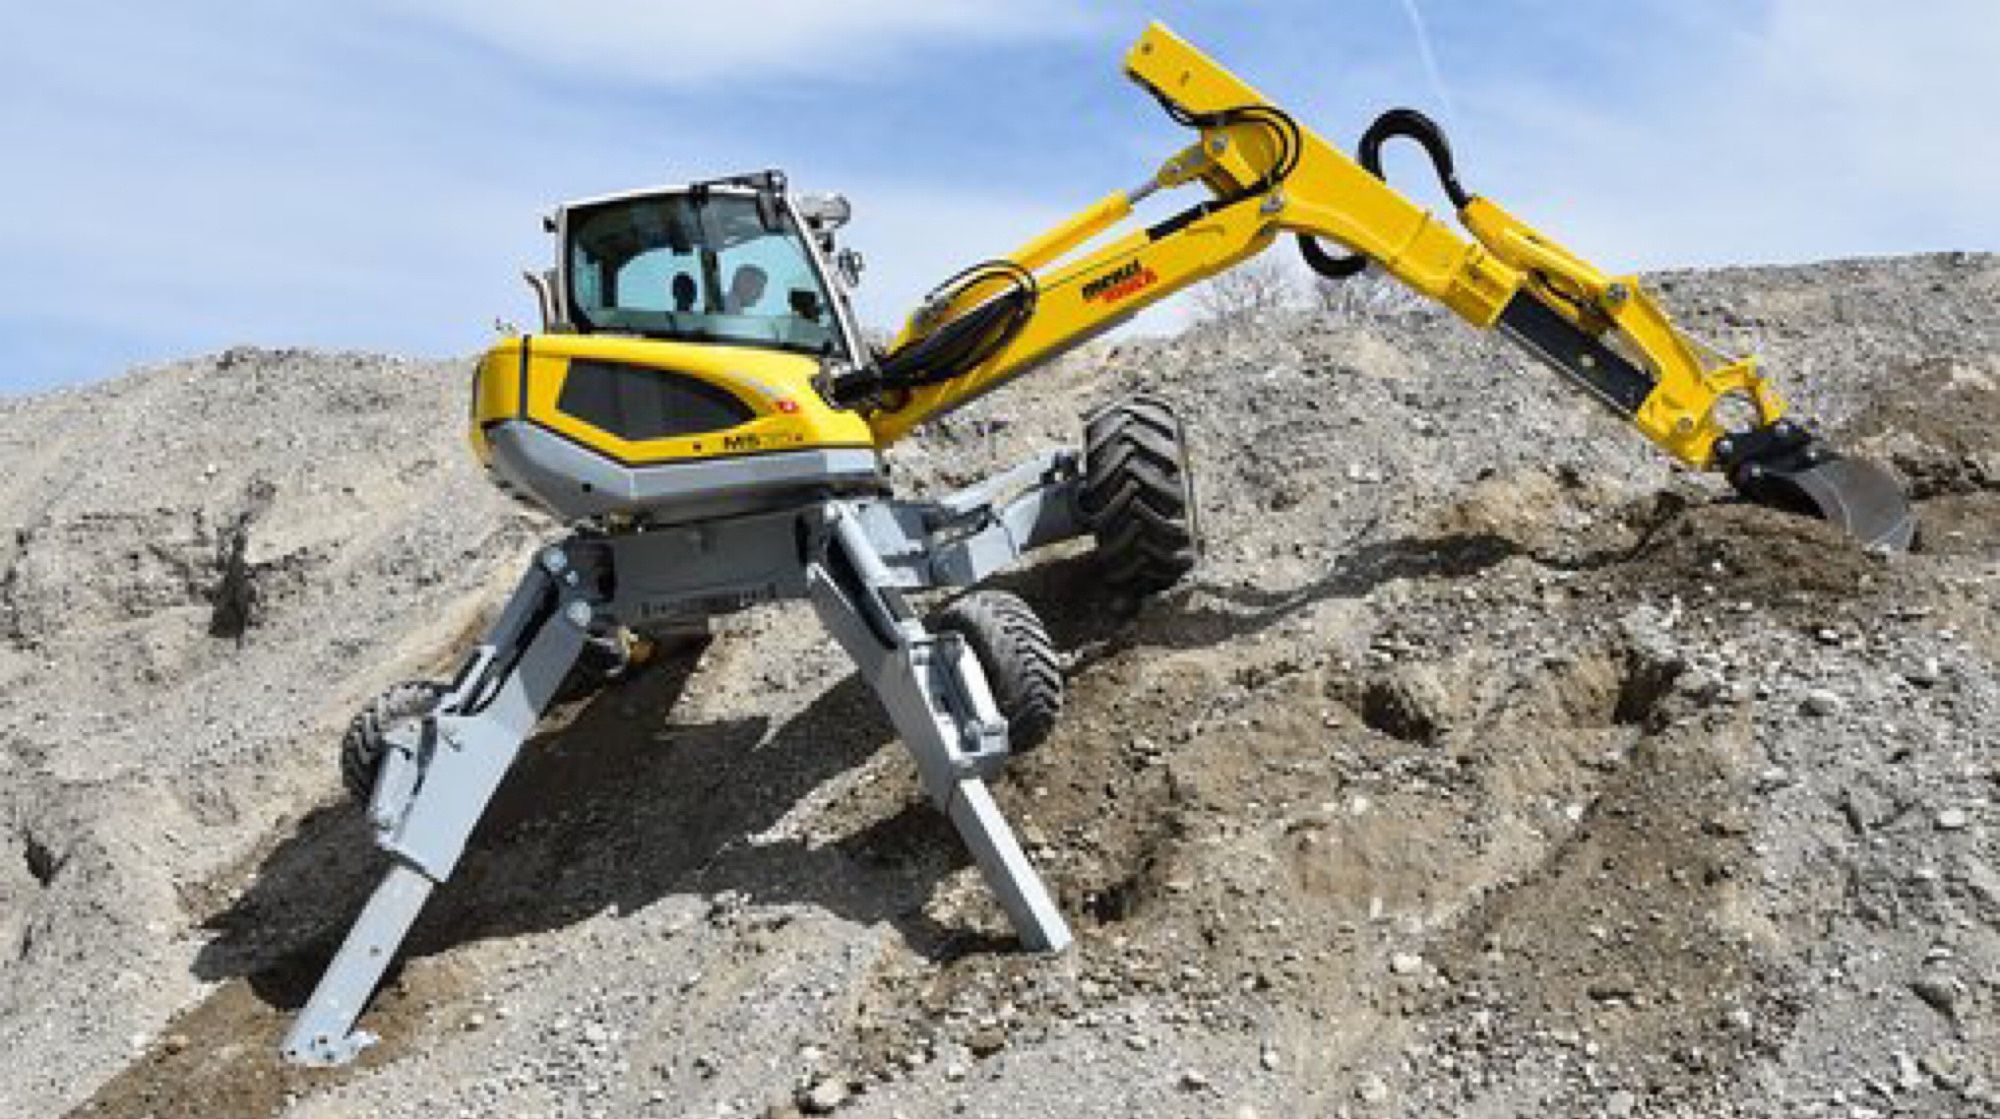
[467,22,1913,549]
[469,333,872,471]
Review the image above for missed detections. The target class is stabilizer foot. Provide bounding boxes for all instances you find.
[280,863,434,1067]
[946,779,1072,951]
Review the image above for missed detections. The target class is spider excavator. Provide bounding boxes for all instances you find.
[280,23,1914,1064]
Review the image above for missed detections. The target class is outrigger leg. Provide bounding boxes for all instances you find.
[281,542,600,1065]
[806,503,1072,952]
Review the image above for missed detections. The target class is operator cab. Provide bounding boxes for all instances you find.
[531,171,865,365]
[475,172,886,526]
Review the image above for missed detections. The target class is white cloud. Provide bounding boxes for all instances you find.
[1465,0,1999,268]
[398,0,1085,86]
[1752,0,2000,230]
[5,0,1992,394]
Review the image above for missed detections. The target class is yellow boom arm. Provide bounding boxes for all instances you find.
[863,23,1780,472]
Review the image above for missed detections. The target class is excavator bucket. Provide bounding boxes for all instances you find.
[1723,425,1917,551]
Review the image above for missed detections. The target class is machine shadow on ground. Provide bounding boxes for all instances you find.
[191,523,1582,1019]
[90,624,1060,1118]
[191,640,996,1020]
[993,530,1527,657]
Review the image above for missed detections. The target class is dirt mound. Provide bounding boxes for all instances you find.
[6,254,1997,1119]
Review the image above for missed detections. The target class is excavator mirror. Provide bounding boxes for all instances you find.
[796,192,853,232]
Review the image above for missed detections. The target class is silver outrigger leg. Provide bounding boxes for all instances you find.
[282,469,1082,1065]
[282,543,598,1066]
[807,504,1072,952]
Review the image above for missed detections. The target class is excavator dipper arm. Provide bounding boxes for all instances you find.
[857,23,1913,550]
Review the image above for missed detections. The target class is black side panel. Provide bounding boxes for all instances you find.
[1496,294,1654,415]
[556,359,756,441]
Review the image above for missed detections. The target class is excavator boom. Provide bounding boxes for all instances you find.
[857,22,1914,550]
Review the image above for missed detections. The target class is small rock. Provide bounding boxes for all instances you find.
[1802,689,1843,716]
[1895,1052,1923,1092]
[1355,1074,1390,1104]
[1179,1069,1210,1091]
[966,1028,1006,1058]
[1125,1033,1153,1052]
[1260,1044,1280,1072]
[943,1061,969,1082]
[1606,1089,1638,1117]
[1919,1049,1961,1084]
[163,1033,190,1055]
[799,1077,849,1114]
[1936,808,1970,831]
[1389,952,1424,976]
[1910,976,1957,1018]
[463,1013,486,1032]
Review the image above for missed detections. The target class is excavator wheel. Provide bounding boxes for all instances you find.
[1081,394,1200,596]
[936,590,1063,753]
[340,680,445,803]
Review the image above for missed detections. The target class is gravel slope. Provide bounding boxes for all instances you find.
[0,253,1992,1118]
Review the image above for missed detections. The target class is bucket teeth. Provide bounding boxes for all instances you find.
[1720,424,1917,551]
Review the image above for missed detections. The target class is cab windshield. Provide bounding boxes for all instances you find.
[566,192,846,359]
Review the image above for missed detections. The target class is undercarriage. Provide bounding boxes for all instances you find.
[285,401,1195,1065]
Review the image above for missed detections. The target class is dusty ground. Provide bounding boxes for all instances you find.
[1,252,1994,1118]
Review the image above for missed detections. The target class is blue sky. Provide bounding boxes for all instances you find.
[2,0,1994,394]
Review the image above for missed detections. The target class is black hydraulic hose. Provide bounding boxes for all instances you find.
[1298,227,1370,279]
[1299,107,1471,281]
[867,260,1038,398]
[1363,108,1471,208]
[1147,87,1303,204]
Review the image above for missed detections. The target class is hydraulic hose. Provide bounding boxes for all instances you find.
[839,260,1038,407]
[1299,107,1470,281]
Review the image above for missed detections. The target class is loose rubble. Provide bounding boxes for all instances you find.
[0,253,1993,1118]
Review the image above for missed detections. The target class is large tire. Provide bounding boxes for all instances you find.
[935,590,1063,753]
[1080,394,1199,596]
[340,680,444,804]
